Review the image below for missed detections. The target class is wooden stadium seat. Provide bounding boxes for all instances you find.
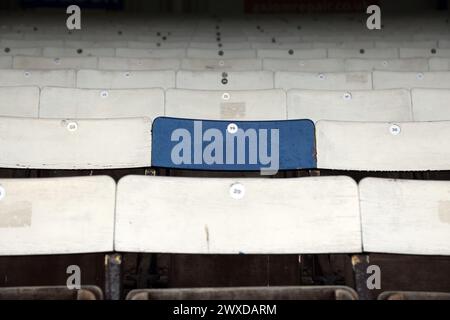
[0,47,42,56]
[13,56,98,70]
[0,86,39,117]
[76,70,175,89]
[115,48,186,59]
[64,40,128,49]
[328,48,399,59]
[151,117,315,171]
[0,286,103,300]
[263,58,345,72]
[189,42,251,50]
[0,117,151,169]
[375,40,437,49]
[429,58,450,71]
[275,72,372,91]
[114,175,362,254]
[98,57,180,70]
[127,286,358,300]
[165,89,286,120]
[42,47,115,58]
[0,56,12,68]
[181,58,262,71]
[257,48,327,59]
[0,69,76,87]
[316,121,450,171]
[176,71,274,90]
[400,48,450,58]
[373,71,450,89]
[411,88,450,121]
[186,48,256,59]
[0,39,64,48]
[287,89,412,122]
[0,176,115,255]
[359,178,450,255]
[345,58,429,72]
[40,87,164,119]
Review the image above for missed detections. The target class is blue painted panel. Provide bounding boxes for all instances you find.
[152,117,316,172]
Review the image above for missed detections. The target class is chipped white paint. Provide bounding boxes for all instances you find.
[115,176,362,254]
[287,89,412,122]
[40,87,164,119]
[316,121,450,171]
[0,117,151,169]
[360,178,450,255]
[165,88,286,120]
[0,176,115,255]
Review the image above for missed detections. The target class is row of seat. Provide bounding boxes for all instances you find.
[2,56,450,72]
[0,116,448,171]
[2,38,450,49]
[2,47,450,59]
[2,69,450,90]
[2,86,449,122]
[1,175,448,257]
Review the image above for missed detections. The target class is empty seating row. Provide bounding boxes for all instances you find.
[2,69,450,90]
[2,38,450,49]
[1,86,449,122]
[4,56,450,72]
[2,47,450,59]
[1,176,449,256]
[0,116,449,171]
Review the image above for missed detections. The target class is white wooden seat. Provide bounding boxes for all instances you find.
[114,176,362,254]
[375,40,437,49]
[98,57,180,70]
[328,48,399,59]
[40,87,164,119]
[411,89,450,121]
[275,72,372,91]
[115,48,186,59]
[429,58,450,71]
[176,71,274,90]
[0,69,75,88]
[400,48,450,58]
[316,121,450,171]
[0,117,151,169]
[373,71,450,89]
[0,39,64,48]
[257,49,327,59]
[263,59,345,72]
[359,178,450,255]
[0,56,12,68]
[0,47,42,56]
[43,47,115,58]
[165,88,286,120]
[181,58,262,71]
[0,86,39,117]
[13,56,97,70]
[76,70,175,89]
[64,40,128,49]
[186,48,256,59]
[287,89,412,122]
[345,58,429,72]
[0,176,115,255]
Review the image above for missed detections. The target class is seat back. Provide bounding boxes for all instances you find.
[0,117,151,169]
[0,176,115,255]
[316,121,450,171]
[165,89,286,120]
[40,87,164,119]
[359,178,450,255]
[115,175,362,254]
[0,86,39,117]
